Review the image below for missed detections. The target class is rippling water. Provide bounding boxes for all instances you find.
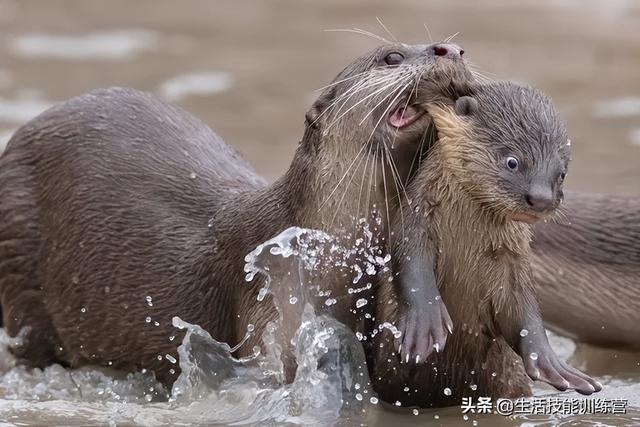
[0,0,638,425]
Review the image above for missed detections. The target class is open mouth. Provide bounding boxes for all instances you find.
[388,103,426,129]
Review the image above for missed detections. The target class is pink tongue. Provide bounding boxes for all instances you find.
[389,105,421,128]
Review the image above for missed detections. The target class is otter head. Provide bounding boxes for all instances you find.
[306,42,470,140]
[430,82,571,223]
[301,42,473,228]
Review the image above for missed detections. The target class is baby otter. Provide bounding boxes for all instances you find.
[372,82,601,407]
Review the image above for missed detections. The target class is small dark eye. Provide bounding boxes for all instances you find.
[384,52,404,65]
[506,156,519,170]
[560,172,566,180]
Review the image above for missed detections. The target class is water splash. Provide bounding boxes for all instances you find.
[0,226,375,425]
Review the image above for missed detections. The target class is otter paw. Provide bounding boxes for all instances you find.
[394,299,453,365]
[523,352,602,395]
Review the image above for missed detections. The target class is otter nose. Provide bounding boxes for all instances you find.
[432,43,464,58]
[525,186,554,212]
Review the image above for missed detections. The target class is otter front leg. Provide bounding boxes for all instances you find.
[394,245,452,365]
[495,271,602,395]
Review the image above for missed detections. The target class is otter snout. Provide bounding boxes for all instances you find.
[431,43,464,59]
[525,184,556,213]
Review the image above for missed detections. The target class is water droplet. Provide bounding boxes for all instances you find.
[80,307,86,313]
[157,355,162,361]
[145,316,151,323]
[169,335,175,341]
[520,328,529,337]
[165,354,177,364]
[324,298,337,306]
[412,409,419,416]
[247,324,255,332]
[473,421,478,426]
[370,396,379,404]
[154,321,160,326]
[529,352,539,361]
[356,298,368,308]
[463,414,469,421]
[443,387,452,396]
[491,372,497,377]
[355,393,363,401]
[146,296,153,307]
[169,368,175,375]
[352,265,363,284]
[434,414,440,420]
[394,400,402,406]
[144,394,152,402]
[470,384,478,391]
[365,263,376,275]
[355,332,364,341]
[403,386,410,392]
[189,172,197,179]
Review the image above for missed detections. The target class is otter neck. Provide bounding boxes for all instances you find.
[290,124,403,243]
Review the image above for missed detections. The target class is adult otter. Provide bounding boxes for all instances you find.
[0,42,471,385]
[532,192,640,349]
[371,82,601,408]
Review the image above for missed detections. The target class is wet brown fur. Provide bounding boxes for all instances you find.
[0,43,471,385]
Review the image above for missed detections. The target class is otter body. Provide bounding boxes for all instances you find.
[0,43,471,384]
[372,83,600,407]
[532,192,640,349]
[0,88,283,383]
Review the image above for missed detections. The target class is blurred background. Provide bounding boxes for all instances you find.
[0,0,639,194]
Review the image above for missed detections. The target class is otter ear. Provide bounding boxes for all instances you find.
[454,96,478,117]
[305,87,336,128]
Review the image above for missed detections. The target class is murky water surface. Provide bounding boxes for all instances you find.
[0,0,638,425]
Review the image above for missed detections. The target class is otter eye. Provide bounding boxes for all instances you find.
[560,172,566,181]
[506,156,519,171]
[384,52,405,66]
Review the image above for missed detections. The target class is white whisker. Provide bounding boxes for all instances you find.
[376,17,399,43]
[318,141,370,210]
[324,28,391,44]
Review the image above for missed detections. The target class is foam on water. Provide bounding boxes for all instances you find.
[158,72,234,102]
[592,96,640,118]
[11,31,159,61]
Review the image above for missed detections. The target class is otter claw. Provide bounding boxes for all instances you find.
[394,299,452,365]
[523,352,601,395]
